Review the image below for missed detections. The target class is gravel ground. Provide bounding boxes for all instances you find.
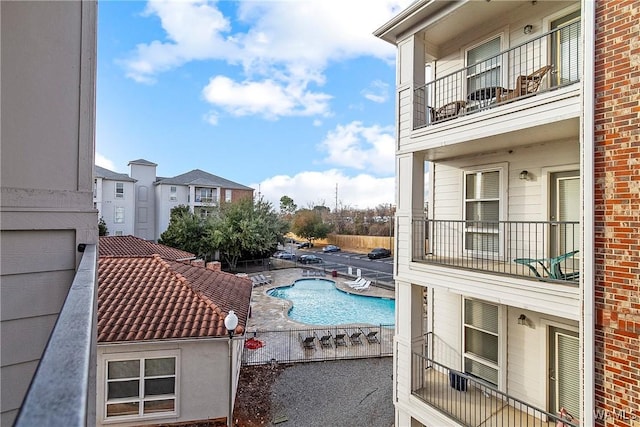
[268,357,394,427]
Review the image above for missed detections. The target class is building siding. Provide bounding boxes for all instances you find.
[594,1,640,425]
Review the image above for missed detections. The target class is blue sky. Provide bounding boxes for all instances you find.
[97,0,411,210]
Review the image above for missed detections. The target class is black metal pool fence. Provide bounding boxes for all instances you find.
[241,324,395,366]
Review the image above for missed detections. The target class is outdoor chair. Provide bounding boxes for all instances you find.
[513,250,579,281]
[332,331,347,347]
[345,328,363,345]
[360,327,379,344]
[299,332,316,349]
[315,331,333,348]
[428,100,467,124]
[345,277,365,286]
[347,278,367,288]
[496,65,552,103]
[352,280,371,291]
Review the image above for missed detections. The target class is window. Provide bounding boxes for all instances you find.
[114,207,125,224]
[196,187,213,203]
[93,179,97,198]
[105,355,177,420]
[464,170,501,253]
[115,182,124,198]
[169,186,177,201]
[115,231,123,236]
[466,37,502,104]
[225,189,232,202]
[463,299,500,386]
[551,11,581,86]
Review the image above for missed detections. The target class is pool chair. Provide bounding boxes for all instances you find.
[352,280,371,291]
[299,332,316,350]
[315,331,333,348]
[360,327,379,344]
[256,274,272,285]
[346,277,366,288]
[332,330,347,347]
[345,328,363,345]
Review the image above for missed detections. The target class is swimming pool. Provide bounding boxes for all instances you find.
[268,278,395,326]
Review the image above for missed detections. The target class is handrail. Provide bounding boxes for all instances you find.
[15,244,98,427]
[412,351,579,427]
[414,20,581,128]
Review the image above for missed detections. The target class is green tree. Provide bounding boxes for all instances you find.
[205,198,287,270]
[98,217,108,236]
[291,209,332,243]
[158,205,207,256]
[279,195,297,216]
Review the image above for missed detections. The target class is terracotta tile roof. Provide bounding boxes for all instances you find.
[99,235,195,260]
[97,255,251,343]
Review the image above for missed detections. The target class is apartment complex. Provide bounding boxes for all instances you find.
[94,160,254,241]
[1,1,99,425]
[376,1,596,426]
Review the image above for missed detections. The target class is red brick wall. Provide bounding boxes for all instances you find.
[594,1,640,426]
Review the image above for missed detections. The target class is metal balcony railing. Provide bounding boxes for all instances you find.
[14,244,97,427]
[412,219,580,284]
[411,349,579,427]
[414,20,581,129]
[195,196,217,203]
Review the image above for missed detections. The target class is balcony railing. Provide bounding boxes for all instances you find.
[414,20,581,129]
[195,196,218,204]
[412,219,580,283]
[15,244,97,427]
[412,349,578,427]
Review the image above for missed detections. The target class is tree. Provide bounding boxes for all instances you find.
[158,205,207,256]
[279,195,297,216]
[291,209,332,243]
[98,217,108,236]
[205,197,287,270]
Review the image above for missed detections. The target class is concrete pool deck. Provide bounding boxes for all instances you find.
[246,267,395,331]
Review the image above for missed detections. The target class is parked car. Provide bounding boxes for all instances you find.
[297,241,314,249]
[299,254,323,264]
[367,247,392,259]
[274,251,295,260]
[322,245,341,253]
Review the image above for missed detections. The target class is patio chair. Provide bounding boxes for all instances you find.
[346,277,366,287]
[360,327,379,344]
[250,275,265,287]
[345,328,362,345]
[257,274,272,284]
[332,330,347,347]
[496,65,552,103]
[351,280,371,291]
[513,250,579,281]
[428,100,467,123]
[299,332,316,349]
[315,331,333,348]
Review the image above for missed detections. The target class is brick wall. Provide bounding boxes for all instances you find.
[594,1,640,425]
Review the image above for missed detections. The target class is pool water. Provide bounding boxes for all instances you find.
[268,279,395,326]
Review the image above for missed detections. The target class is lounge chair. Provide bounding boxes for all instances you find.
[315,331,333,348]
[347,278,367,288]
[345,277,365,286]
[345,328,362,345]
[496,65,552,103]
[351,280,371,291]
[257,274,272,284]
[360,327,379,344]
[299,332,316,349]
[332,330,347,347]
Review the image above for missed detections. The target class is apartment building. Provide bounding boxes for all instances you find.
[94,161,254,241]
[95,166,136,237]
[375,1,595,426]
[1,1,99,425]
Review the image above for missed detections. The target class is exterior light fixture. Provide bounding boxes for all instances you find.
[224,310,238,427]
[518,314,527,325]
[519,170,530,180]
[524,25,533,34]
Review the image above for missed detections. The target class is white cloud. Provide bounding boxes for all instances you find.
[362,80,389,103]
[253,170,395,210]
[319,121,395,175]
[120,0,412,118]
[95,152,116,171]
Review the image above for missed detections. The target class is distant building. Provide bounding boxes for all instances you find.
[94,160,255,240]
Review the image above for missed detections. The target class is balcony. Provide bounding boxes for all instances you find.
[413,21,581,130]
[412,219,579,284]
[195,196,218,204]
[411,350,578,427]
[14,244,97,427]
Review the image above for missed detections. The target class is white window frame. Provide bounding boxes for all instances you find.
[225,189,232,202]
[169,186,177,201]
[464,32,508,99]
[461,163,507,257]
[462,298,505,389]
[115,182,124,199]
[114,206,125,224]
[103,350,179,422]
